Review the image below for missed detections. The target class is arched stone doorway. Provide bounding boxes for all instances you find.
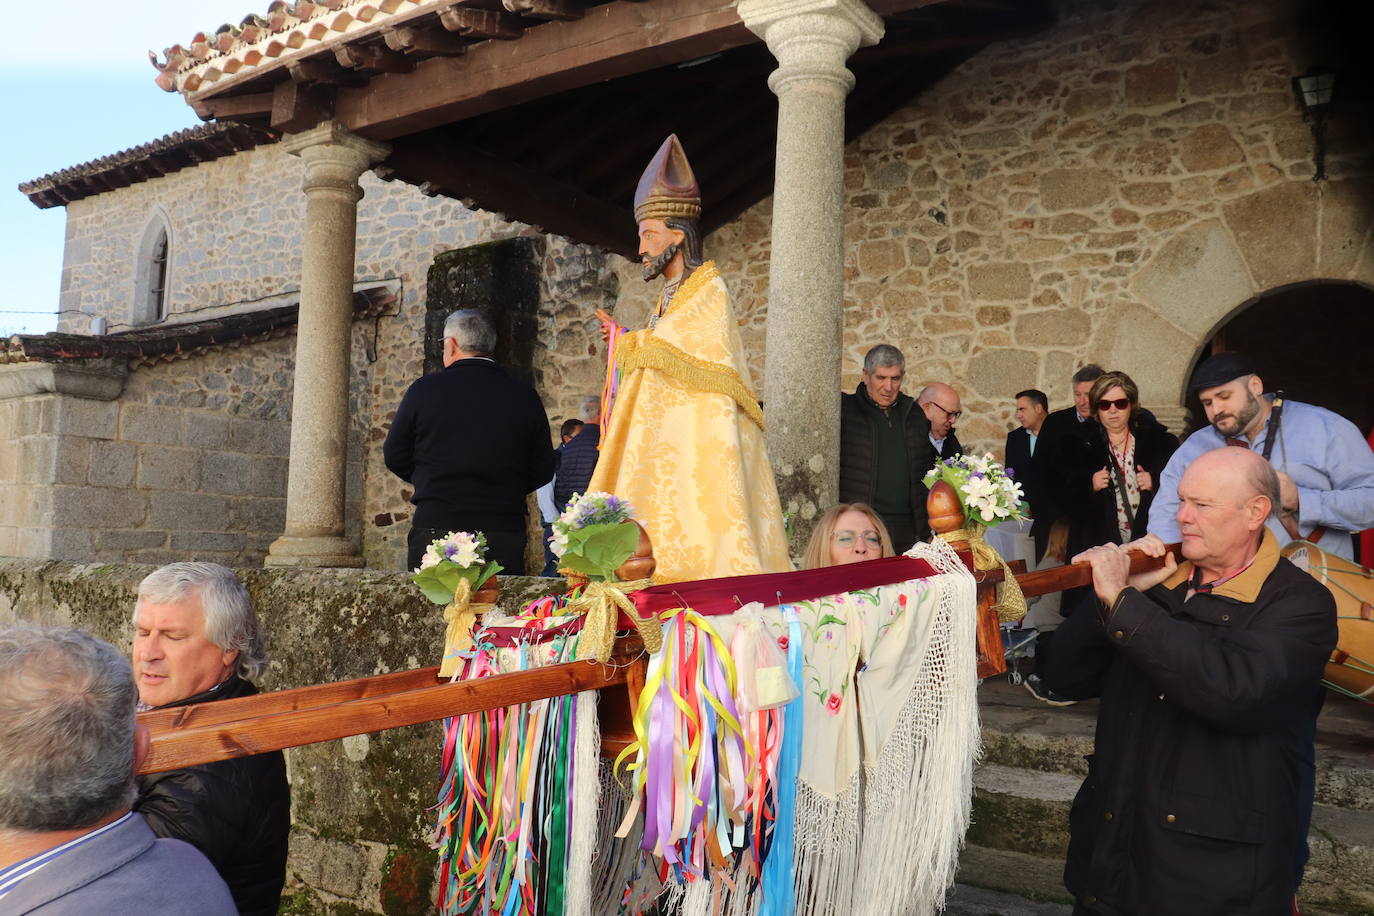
[1094,179,1374,432]
[1191,281,1374,436]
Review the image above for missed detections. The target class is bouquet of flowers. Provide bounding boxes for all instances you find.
[550,491,640,581]
[923,452,1027,528]
[412,531,501,605]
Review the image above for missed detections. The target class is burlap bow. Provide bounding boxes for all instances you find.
[439,577,497,678]
[566,578,661,663]
[939,523,1027,623]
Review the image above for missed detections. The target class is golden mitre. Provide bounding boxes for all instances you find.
[633,134,701,223]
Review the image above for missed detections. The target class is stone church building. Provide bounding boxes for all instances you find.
[8,0,1372,572]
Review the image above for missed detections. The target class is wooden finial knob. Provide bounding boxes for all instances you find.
[615,521,657,581]
[927,480,966,536]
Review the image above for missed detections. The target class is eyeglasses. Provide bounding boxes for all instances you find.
[1097,398,1132,411]
[928,401,962,422]
[834,530,883,549]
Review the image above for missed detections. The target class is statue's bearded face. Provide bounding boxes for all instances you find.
[642,242,680,281]
[638,219,684,282]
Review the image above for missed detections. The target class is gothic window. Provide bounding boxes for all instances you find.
[133,211,172,325]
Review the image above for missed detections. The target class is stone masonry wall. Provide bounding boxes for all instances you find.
[610,0,1374,465]
[0,558,562,916]
[46,143,624,572]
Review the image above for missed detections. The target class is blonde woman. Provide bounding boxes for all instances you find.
[802,503,895,570]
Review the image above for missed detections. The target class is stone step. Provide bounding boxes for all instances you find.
[965,760,1374,914]
[976,677,1374,811]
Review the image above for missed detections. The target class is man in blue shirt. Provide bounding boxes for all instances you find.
[1149,352,1374,560]
[0,624,234,915]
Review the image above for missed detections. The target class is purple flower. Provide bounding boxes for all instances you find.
[1005,467,1016,479]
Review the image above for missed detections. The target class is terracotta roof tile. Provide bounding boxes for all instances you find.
[152,0,443,98]
[19,122,276,209]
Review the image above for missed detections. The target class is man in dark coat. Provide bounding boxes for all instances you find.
[1005,388,1048,516]
[1045,448,1337,915]
[838,344,935,552]
[553,396,602,514]
[384,309,556,574]
[1032,365,1105,562]
[130,562,290,916]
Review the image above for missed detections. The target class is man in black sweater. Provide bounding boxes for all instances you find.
[384,309,555,574]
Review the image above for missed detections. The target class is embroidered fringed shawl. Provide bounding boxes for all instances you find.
[434,539,979,915]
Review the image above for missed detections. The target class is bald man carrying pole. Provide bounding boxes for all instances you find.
[1045,448,1337,915]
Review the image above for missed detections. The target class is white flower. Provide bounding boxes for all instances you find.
[549,530,569,558]
[419,548,441,571]
[961,475,998,503]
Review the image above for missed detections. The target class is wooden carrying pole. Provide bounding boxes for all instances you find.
[137,485,1181,774]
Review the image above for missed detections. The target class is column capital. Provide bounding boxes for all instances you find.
[737,0,884,48]
[281,121,391,172]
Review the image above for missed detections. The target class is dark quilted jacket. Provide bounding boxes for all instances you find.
[553,423,600,513]
[838,384,936,539]
[134,677,291,916]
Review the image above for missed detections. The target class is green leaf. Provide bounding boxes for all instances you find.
[413,559,504,604]
[817,614,846,628]
[412,564,459,605]
[558,522,640,580]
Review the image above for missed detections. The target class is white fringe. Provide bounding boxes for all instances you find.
[855,537,980,915]
[681,875,713,916]
[792,770,863,915]
[564,689,601,916]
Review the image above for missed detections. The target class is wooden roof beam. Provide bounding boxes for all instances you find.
[191,90,275,122]
[503,0,583,21]
[337,0,754,140]
[381,24,468,56]
[335,43,417,74]
[439,8,523,41]
[388,133,633,256]
[287,57,369,86]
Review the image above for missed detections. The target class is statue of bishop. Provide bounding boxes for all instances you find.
[591,135,791,582]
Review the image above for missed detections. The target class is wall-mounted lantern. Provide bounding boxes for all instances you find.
[1292,67,1336,181]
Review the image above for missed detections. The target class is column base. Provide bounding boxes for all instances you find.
[265,534,365,568]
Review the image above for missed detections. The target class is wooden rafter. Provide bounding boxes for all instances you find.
[381,24,468,56]
[502,0,583,21]
[337,0,749,139]
[386,133,633,255]
[335,42,419,73]
[438,7,523,40]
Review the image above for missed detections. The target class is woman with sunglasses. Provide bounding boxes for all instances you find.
[1070,370,1179,551]
[802,503,895,569]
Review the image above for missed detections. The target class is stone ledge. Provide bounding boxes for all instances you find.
[0,361,128,402]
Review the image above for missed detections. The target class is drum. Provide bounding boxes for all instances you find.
[1282,541,1374,702]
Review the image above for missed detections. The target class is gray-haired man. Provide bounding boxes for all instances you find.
[0,624,235,915]
[838,344,936,551]
[130,562,290,916]
[384,308,556,573]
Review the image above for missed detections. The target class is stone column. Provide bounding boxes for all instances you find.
[267,122,389,568]
[739,0,883,545]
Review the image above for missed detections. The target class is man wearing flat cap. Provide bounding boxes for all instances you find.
[591,135,790,581]
[1149,351,1374,559]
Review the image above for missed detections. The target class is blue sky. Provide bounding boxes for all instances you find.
[2,2,255,334]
